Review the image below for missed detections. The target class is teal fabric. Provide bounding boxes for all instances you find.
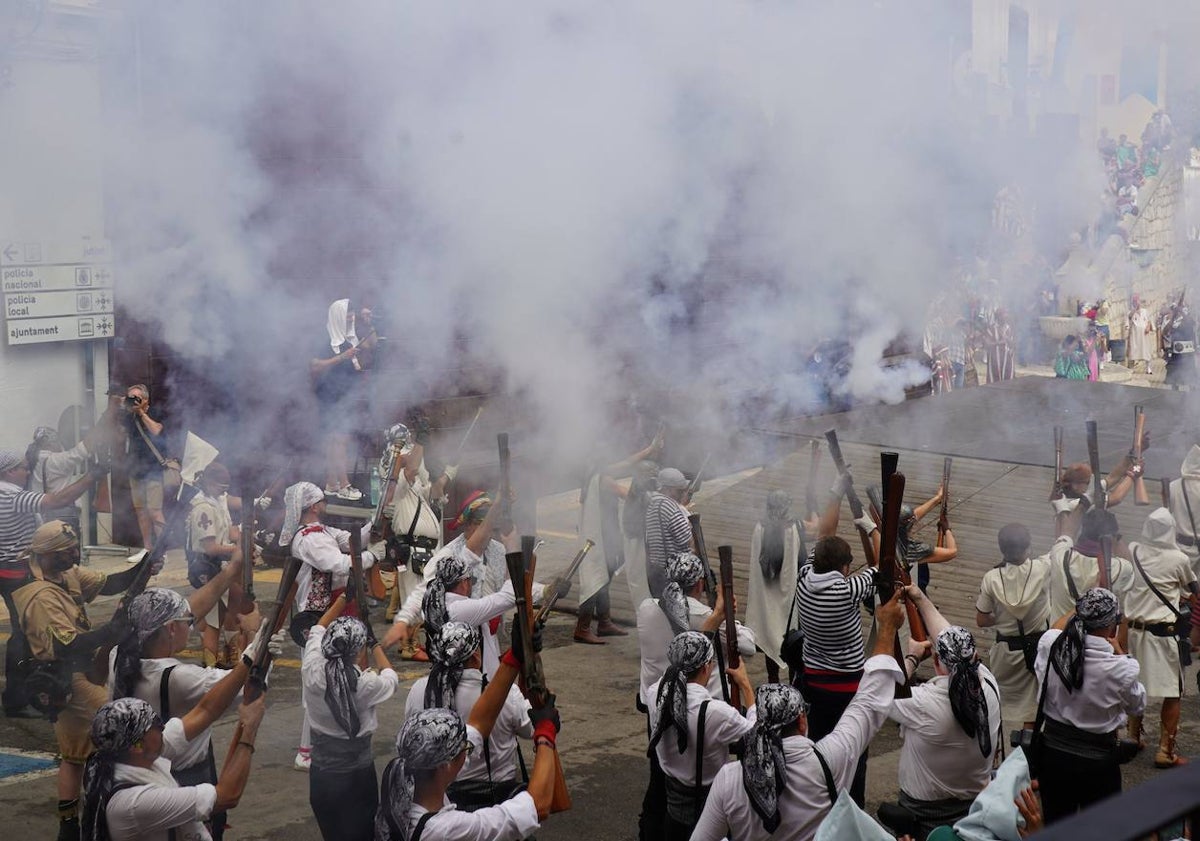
[813,790,894,841]
[950,748,1033,841]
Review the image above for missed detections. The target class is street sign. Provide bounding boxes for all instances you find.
[3,239,115,345]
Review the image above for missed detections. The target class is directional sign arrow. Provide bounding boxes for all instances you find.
[2,244,17,262]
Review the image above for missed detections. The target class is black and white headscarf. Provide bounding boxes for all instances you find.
[112,588,191,699]
[935,626,992,757]
[648,631,714,756]
[1050,587,1121,693]
[375,708,468,841]
[742,683,806,832]
[82,697,161,841]
[424,621,480,710]
[321,616,368,737]
[659,552,704,635]
[421,554,471,638]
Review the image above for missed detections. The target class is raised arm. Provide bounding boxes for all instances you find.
[179,660,251,741]
[213,696,265,812]
[904,584,950,638]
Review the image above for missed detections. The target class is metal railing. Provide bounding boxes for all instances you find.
[1030,762,1200,840]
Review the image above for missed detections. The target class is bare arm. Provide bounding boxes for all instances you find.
[40,473,95,512]
[309,347,356,377]
[905,585,950,639]
[318,593,347,628]
[976,609,997,629]
[187,558,243,624]
[817,489,841,538]
[920,541,957,565]
[526,741,558,820]
[465,500,500,556]
[467,657,520,741]
[179,660,251,741]
[213,697,265,812]
[136,409,164,437]
[912,488,943,523]
[401,443,423,485]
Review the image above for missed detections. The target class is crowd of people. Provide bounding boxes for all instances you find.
[1097,110,1174,220]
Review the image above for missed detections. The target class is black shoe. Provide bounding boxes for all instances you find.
[56,817,80,841]
[4,704,42,719]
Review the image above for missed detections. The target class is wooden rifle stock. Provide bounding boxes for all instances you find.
[805,440,822,519]
[239,474,256,611]
[937,457,952,547]
[1098,534,1113,591]
[1049,426,1064,502]
[865,483,925,642]
[349,525,369,622]
[497,433,514,534]
[824,429,876,565]
[1132,405,1150,506]
[534,540,594,625]
[1086,420,1106,509]
[878,471,918,687]
[688,513,730,704]
[1162,478,1173,508]
[506,536,571,813]
[717,545,741,711]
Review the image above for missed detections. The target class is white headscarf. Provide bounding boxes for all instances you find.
[326,299,358,353]
[281,481,325,546]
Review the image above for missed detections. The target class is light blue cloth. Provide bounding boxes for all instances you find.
[951,748,1033,841]
[814,789,894,841]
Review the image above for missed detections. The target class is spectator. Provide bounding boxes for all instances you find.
[120,384,171,550]
[1053,335,1089,380]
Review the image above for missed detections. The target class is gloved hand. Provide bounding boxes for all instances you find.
[254,496,272,511]
[268,630,287,657]
[1051,497,1077,515]
[364,620,380,649]
[506,617,544,666]
[551,575,572,600]
[529,693,562,744]
[443,464,459,482]
[852,515,877,534]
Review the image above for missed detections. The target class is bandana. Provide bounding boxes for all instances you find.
[424,621,480,709]
[0,447,24,474]
[28,519,79,555]
[375,708,468,841]
[32,426,61,451]
[648,631,714,756]
[280,481,324,546]
[1051,588,1120,693]
[658,552,705,635]
[448,491,491,531]
[321,616,368,737]
[326,298,359,353]
[935,626,992,758]
[742,684,807,832]
[422,554,471,637]
[112,589,191,700]
[82,698,161,841]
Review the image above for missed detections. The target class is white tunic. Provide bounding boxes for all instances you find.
[647,680,757,787]
[1035,629,1146,733]
[291,521,375,613]
[691,655,904,841]
[1044,535,1134,620]
[1168,445,1200,571]
[625,531,651,610]
[106,718,217,841]
[404,669,532,782]
[746,521,801,663]
[443,583,544,679]
[1128,306,1156,362]
[300,624,399,738]
[387,458,445,594]
[395,535,508,628]
[975,557,1053,722]
[578,474,618,604]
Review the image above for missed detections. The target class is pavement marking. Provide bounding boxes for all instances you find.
[0,749,58,786]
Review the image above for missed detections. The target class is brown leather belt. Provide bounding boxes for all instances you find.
[1128,618,1177,636]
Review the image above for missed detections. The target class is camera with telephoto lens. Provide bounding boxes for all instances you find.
[1010,728,1035,750]
[124,395,140,406]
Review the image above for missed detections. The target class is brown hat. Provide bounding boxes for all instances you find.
[28,520,79,555]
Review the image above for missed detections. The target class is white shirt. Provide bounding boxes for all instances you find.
[887,668,1002,801]
[1044,536,1134,620]
[636,596,757,706]
[106,718,217,841]
[106,654,232,772]
[389,460,443,543]
[444,582,543,679]
[403,726,540,841]
[395,535,509,627]
[647,681,757,787]
[1035,628,1146,733]
[404,669,532,782]
[291,521,375,612]
[301,624,399,738]
[691,655,904,841]
[29,443,89,514]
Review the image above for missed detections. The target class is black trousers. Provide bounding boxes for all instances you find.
[663,812,695,841]
[805,682,868,806]
[1039,744,1121,824]
[310,762,378,841]
[638,707,667,841]
[0,577,30,711]
[580,584,611,618]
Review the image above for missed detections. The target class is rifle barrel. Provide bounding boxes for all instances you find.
[535,540,594,625]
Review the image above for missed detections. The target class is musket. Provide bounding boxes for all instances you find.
[937,457,952,547]
[877,470,918,690]
[1162,477,1173,508]
[1086,420,1106,510]
[349,524,369,622]
[805,440,822,520]
[1132,405,1151,506]
[688,453,712,498]
[371,440,404,535]
[1098,533,1113,590]
[881,452,900,507]
[1049,426,1064,502]
[688,513,731,704]
[865,483,926,643]
[534,540,594,625]
[224,554,302,766]
[717,545,741,712]
[451,406,484,464]
[497,433,514,534]
[239,472,255,609]
[824,429,876,565]
[506,536,571,813]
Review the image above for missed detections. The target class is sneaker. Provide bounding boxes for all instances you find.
[336,485,363,501]
[294,749,311,771]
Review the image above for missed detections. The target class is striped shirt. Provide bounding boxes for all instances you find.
[795,563,875,673]
[643,493,692,574]
[0,481,44,578]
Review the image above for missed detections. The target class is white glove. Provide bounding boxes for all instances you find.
[241,637,260,664]
[853,515,877,534]
[361,550,376,569]
[268,630,287,657]
[1051,497,1078,515]
[255,495,272,510]
[443,464,459,482]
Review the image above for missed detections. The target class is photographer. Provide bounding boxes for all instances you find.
[120,384,171,551]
